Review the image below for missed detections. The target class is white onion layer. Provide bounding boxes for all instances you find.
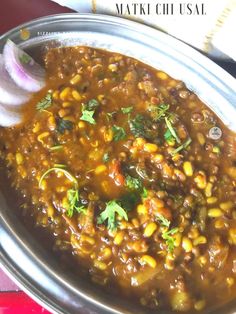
[0,103,22,127]
[3,39,46,92]
[0,54,31,106]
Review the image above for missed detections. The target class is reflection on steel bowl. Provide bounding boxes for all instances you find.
[0,13,236,314]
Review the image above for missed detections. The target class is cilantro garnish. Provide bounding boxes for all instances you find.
[119,192,140,212]
[129,114,157,140]
[162,228,179,253]
[54,163,66,169]
[80,109,96,124]
[86,99,99,110]
[164,129,173,141]
[148,103,182,145]
[171,137,192,156]
[164,117,181,144]
[149,103,170,121]
[19,53,31,65]
[56,118,73,134]
[141,187,148,199]
[103,152,110,163]
[112,125,126,141]
[36,93,52,111]
[80,99,99,124]
[121,106,133,114]
[156,214,170,228]
[125,174,142,191]
[164,129,176,146]
[66,188,86,218]
[49,145,63,151]
[156,214,178,252]
[106,111,116,121]
[97,200,128,231]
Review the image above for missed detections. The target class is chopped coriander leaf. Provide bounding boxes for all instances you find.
[129,114,157,140]
[54,163,66,168]
[66,188,86,218]
[121,106,133,114]
[49,145,63,151]
[112,125,126,141]
[167,112,178,124]
[56,118,73,134]
[164,117,180,144]
[36,93,52,111]
[149,103,170,121]
[156,213,178,252]
[156,214,170,228]
[164,129,174,141]
[129,114,147,138]
[80,109,96,124]
[80,99,100,124]
[97,200,128,231]
[171,137,192,156]
[141,187,148,199]
[19,53,31,64]
[103,152,110,163]
[119,192,140,212]
[125,174,142,191]
[162,227,178,253]
[164,129,176,146]
[106,111,116,121]
[86,99,99,110]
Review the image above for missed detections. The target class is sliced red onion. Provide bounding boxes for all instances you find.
[0,54,31,106]
[0,104,22,127]
[3,39,46,92]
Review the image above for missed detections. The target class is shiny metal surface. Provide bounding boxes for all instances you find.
[0,13,236,314]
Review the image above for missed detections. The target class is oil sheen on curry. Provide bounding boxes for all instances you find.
[0,46,236,313]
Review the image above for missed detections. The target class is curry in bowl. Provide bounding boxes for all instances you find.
[0,46,236,313]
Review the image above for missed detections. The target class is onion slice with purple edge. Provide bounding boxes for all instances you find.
[0,54,31,106]
[3,39,46,92]
[0,104,22,127]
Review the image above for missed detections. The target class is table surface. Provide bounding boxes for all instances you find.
[0,0,235,313]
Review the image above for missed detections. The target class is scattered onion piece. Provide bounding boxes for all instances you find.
[0,104,22,127]
[0,54,31,106]
[131,266,161,287]
[3,39,46,92]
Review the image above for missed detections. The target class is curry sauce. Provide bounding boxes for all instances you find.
[0,46,236,313]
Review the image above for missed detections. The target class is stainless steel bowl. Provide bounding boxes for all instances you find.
[0,13,236,314]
